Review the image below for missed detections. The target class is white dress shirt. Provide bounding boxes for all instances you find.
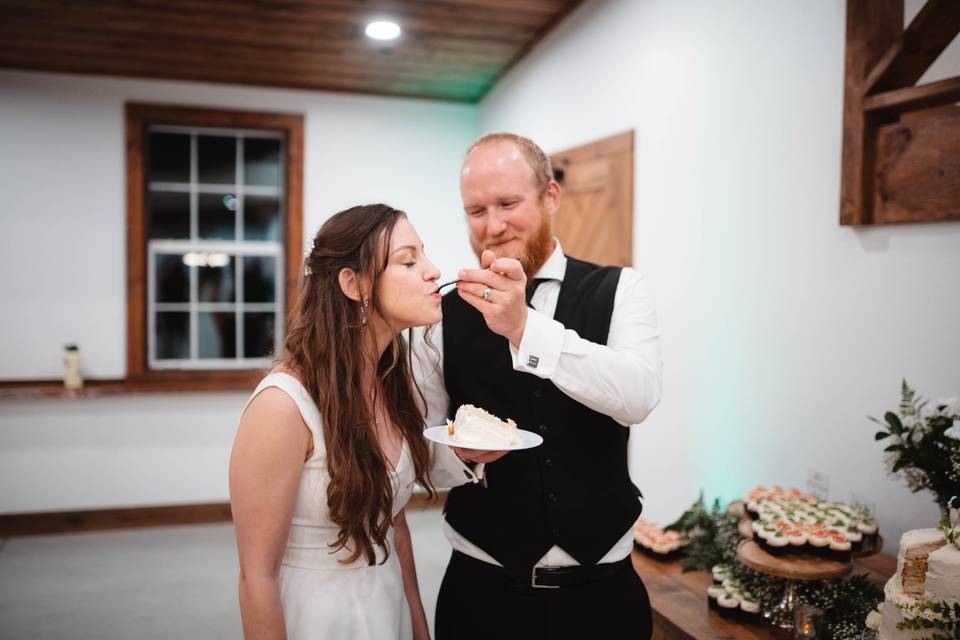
[412,239,663,568]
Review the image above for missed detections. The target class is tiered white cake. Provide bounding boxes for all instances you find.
[876,523,960,639]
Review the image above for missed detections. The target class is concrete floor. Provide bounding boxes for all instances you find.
[0,508,451,640]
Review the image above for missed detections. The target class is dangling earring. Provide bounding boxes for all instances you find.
[361,297,369,325]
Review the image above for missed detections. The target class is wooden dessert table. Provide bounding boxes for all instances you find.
[631,548,895,640]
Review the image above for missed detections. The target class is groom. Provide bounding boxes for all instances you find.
[414,132,663,639]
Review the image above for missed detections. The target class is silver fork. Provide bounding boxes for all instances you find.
[434,267,491,294]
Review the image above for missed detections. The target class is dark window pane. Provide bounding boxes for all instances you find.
[244,138,281,187]
[156,254,189,303]
[148,133,190,183]
[198,193,236,240]
[244,195,280,241]
[244,312,275,358]
[156,312,189,360]
[198,255,235,303]
[244,256,276,303]
[198,312,236,359]
[147,191,190,239]
[198,135,236,184]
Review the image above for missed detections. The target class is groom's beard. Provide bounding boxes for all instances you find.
[472,206,554,278]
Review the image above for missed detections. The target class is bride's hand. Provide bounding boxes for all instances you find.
[452,446,509,465]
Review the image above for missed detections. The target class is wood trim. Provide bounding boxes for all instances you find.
[0,374,263,399]
[0,493,445,537]
[864,76,960,113]
[863,0,960,95]
[124,103,304,392]
[0,502,233,537]
[839,0,902,226]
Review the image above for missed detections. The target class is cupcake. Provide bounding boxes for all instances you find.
[845,527,864,552]
[712,564,731,583]
[716,592,741,618]
[739,593,761,615]
[828,534,852,561]
[707,583,726,599]
[764,531,790,556]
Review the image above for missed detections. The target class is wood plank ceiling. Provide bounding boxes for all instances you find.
[0,0,583,103]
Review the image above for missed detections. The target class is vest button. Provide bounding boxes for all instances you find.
[543,458,552,468]
[552,528,560,538]
[533,388,543,399]
[538,424,547,434]
[548,493,558,503]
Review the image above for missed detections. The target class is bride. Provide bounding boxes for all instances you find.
[229,204,498,639]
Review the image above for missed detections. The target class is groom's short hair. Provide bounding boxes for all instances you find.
[465,132,554,194]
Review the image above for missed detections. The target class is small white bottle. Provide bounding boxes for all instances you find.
[64,344,83,391]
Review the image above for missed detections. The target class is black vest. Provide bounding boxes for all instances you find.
[441,256,642,577]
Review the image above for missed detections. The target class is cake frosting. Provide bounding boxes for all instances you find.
[875,524,960,640]
[446,404,521,447]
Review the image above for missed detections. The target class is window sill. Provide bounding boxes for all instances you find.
[0,371,262,400]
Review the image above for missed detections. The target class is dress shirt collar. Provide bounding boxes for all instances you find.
[532,237,566,282]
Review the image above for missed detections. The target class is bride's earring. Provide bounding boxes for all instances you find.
[361,297,369,325]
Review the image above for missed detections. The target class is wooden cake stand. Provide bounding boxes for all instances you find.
[737,540,852,630]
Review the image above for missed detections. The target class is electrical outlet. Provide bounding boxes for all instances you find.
[807,470,830,500]
[850,494,876,517]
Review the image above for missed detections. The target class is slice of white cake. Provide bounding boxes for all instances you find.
[447,404,521,447]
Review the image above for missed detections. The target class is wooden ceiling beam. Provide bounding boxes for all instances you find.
[863,76,960,113]
[840,0,903,226]
[863,0,960,95]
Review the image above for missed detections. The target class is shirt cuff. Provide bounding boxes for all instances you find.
[510,309,565,377]
[430,443,484,487]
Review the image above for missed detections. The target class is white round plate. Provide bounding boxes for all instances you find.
[423,425,543,451]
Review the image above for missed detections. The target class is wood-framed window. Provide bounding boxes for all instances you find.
[126,103,303,391]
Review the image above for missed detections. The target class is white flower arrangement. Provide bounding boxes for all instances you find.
[870,381,960,515]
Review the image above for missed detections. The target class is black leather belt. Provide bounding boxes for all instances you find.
[452,550,630,590]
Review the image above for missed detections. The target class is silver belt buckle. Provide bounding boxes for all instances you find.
[531,566,560,589]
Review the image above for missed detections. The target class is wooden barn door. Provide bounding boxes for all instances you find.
[550,130,634,267]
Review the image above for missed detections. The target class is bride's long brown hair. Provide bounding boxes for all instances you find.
[282,204,436,565]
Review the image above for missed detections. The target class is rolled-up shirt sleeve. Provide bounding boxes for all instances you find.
[509,268,662,426]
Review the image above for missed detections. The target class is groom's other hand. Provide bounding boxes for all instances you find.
[457,249,528,347]
[452,446,509,465]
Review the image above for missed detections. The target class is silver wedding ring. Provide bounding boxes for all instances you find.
[481,287,492,300]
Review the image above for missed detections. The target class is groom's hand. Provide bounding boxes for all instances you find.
[452,446,509,465]
[457,250,528,347]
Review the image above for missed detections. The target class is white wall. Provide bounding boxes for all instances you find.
[0,70,479,512]
[479,0,960,544]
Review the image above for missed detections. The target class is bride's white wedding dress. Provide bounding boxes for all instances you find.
[244,371,472,639]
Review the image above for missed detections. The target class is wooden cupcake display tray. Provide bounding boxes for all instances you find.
[737,540,852,580]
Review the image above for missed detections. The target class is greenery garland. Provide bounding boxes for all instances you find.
[669,496,883,639]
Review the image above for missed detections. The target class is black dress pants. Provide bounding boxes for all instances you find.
[434,551,653,640]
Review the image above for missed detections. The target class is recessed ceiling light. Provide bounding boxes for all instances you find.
[365,20,401,41]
